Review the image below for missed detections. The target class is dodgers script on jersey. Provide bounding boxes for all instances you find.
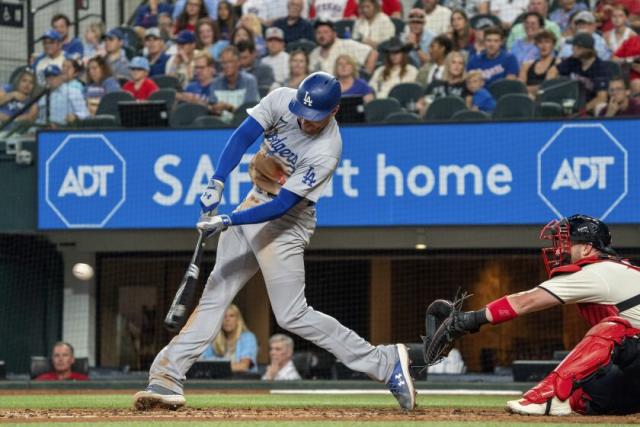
[247,87,342,202]
[539,261,640,327]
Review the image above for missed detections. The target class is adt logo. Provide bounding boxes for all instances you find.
[538,124,627,220]
[46,134,126,228]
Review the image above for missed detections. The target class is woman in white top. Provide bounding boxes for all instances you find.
[604,5,636,54]
[352,0,396,48]
[369,37,418,98]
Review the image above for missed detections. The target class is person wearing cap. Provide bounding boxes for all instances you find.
[208,45,260,117]
[309,21,379,75]
[506,0,561,49]
[237,40,276,89]
[123,57,159,100]
[273,0,315,44]
[104,28,131,81]
[558,11,612,60]
[38,64,89,125]
[51,14,84,57]
[416,34,453,86]
[549,0,588,34]
[353,0,396,48]
[33,29,66,86]
[166,30,197,87]
[133,0,175,38]
[309,0,358,22]
[466,26,519,86]
[369,37,419,98]
[557,32,611,114]
[262,27,290,85]
[144,28,171,76]
[179,50,217,105]
[401,8,435,65]
[421,0,452,36]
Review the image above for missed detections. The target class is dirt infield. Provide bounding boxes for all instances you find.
[2,407,640,424]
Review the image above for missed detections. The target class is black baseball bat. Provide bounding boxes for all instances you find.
[164,230,207,332]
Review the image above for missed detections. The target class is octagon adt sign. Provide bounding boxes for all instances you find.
[45,134,126,228]
[538,124,627,220]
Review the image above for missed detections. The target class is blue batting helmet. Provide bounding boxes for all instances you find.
[288,72,341,121]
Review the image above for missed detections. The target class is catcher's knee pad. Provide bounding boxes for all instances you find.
[523,316,640,406]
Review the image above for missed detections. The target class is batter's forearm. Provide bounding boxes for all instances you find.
[212,116,264,182]
[229,188,303,225]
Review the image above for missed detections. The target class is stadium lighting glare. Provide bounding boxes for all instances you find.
[415,243,427,250]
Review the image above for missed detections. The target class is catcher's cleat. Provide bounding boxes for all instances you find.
[133,384,186,411]
[386,344,416,410]
[506,396,571,416]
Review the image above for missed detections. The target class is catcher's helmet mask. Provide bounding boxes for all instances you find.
[540,214,616,276]
[289,71,341,122]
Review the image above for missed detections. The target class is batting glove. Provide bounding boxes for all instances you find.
[200,178,224,213]
[197,214,232,239]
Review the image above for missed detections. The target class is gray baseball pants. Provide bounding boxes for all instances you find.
[149,190,398,393]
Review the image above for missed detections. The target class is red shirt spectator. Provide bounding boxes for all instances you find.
[382,0,402,18]
[614,34,640,80]
[310,0,359,21]
[34,342,89,381]
[36,372,89,381]
[123,56,160,100]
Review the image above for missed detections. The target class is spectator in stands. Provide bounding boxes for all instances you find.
[416,35,453,86]
[335,54,375,102]
[549,0,588,34]
[402,8,435,65]
[465,69,495,112]
[309,21,379,74]
[51,14,84,57]
[262,27,290,85]
[381,0,402,18]
[82,22,106,61]
[174,0,210,34]
[489,0,528,29]
[507,0,561,49]
[0,69,38,123]
[34,342,88,381]
[208,45,259,115]
[594,0,617,33]
[558,11,612,60]
[353,0,396,48]
[144,28,171,76]
[518,29,558,97]
[511,12,545,65]
[38,65,89,125]
[215,1,237,41]
[133,0,175,37]
[274,0,315,44]
[62,54,85,92]
[467,26,519,86]
[86,56,121,99]
[242,0,288,26]
[158,12,175,40]
[448,9,475,54]
[173,0,218,21]
[469,19,490,59]
[103,28,131,81]
[179,50,217,104]
[262,334,301,381]
[33,30,66,86]
[237,14,267,57]
[613,32,640,94]
[369,37,419,98]
[441,0,488,19]
[309,0,359,22]
[285,49,310,88]
[422,0,452,35]
[558,32,611,114]
[200,304,258,373]
[597,77,640,116]
[605,5,637,53]
[237,40,276,88]
[424,51,467,98]
[122,57,159,100]
[196,18,228,61]
[167,30,197,87]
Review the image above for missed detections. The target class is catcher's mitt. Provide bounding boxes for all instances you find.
[422,291,472,367]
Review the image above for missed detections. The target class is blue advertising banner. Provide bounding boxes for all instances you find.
[38,120,639,229]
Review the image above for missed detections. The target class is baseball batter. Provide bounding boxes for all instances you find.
[426,214,640,416]
[133,72,415,411]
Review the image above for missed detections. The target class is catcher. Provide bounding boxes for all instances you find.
[424,214,640,416]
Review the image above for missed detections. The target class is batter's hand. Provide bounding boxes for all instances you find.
[197,213,231,238]
[200,178,224,213]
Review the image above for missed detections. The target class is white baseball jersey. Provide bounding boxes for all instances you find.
[539,260,640,327]
[247,87,341,203]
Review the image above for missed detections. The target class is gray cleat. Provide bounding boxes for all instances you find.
[133,384,186,411]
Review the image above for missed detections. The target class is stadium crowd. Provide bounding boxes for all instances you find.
[2,0,640,127]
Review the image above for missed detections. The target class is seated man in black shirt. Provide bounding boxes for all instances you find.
[557,32,610,115]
